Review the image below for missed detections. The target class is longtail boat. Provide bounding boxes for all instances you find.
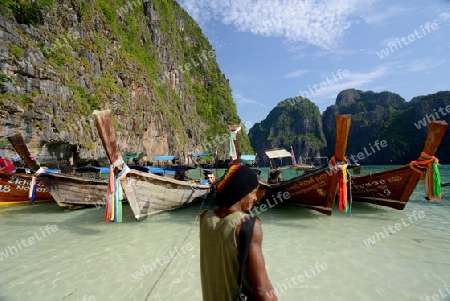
[263,114,352,215]
[8,133,108,209]
[221,124,270,202]
[0,170,53,204]
[93,109,211,221]
[349,120,448,210]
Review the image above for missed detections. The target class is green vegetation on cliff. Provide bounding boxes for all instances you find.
[0,0,54,25]
[0,0,252,159]
[249,97,327,165]
[322,89,450,164]
[250,89,450,165]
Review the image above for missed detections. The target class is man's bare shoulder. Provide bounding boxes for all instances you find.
[249,217,263,247]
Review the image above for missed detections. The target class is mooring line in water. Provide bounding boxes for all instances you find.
[144,193,208,301]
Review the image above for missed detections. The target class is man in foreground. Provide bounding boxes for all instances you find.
[200,163,277,300]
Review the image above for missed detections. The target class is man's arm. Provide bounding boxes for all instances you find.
[243,218,278,300]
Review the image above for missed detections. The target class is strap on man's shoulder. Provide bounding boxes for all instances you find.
[237,216,258,286]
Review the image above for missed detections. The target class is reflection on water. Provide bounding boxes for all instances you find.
[0,166,449,300]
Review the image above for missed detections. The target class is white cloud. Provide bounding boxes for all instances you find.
[379,37,398,48]
[438,11,450,26]
[362,6,417,25]
[234,93,256,104]
[233,92,269,107]
[177,0,379,49]
[284,69,310,78]
[298,66,388,100]
[375,58,447,75]
[405,57,447,72]
[407,58,434,72]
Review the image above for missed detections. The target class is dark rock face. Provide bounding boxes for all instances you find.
[250,89,450,166]
[322,89,450,164]
[249,97,327,167]
[0,1,246,169]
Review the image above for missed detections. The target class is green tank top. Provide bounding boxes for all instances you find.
[200,210,253,301]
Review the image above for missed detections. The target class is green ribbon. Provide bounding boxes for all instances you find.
[431,161,441,198]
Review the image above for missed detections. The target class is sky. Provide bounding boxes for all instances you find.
[176,0,450,129]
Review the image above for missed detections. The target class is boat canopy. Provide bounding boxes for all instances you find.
[241,155,256,161]
[131,164,193,176]
[129,165,150,173]
[196,167,213,172]
[130,165,165,175]
[191,153,211,157]
[76,166,110,173]
[149,167,165,174]
[153,155,174,161]
[265,149,291,159]
[10,155,45,161]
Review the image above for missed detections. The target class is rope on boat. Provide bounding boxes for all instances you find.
[104,159,130,222]
[29,167,48,203]
[329,156,350,213]
[409,152,442,200]
[144,191,209,301]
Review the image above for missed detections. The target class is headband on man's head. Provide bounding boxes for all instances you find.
[216,164,259,207]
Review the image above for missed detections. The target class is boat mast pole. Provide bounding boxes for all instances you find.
[227,124,241,165]
[399,120,448,202]
[8,133,41,172]
[324,114,351,215]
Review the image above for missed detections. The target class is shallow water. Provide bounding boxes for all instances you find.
[0,166,449,301]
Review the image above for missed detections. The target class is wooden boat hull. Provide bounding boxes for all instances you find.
[350,165,419,210]
[120,169,210,220]
[7,133,108,208]
[40,173,107,208]
[267,166,338,215]
[0,171,52,203]
[93,109,211,221]
[264,114,352,216]
[350,120,448,210]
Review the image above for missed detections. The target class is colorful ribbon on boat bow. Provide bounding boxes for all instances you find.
[329,156,350,213]
[29,167,47,203]
[409,152,442,200]
[105,158,130,222]
[229,126,241,161]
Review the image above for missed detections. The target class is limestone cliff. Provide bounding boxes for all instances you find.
[248,97,327,166]
[322,89,450,164]
[250,89,450,166]
[0,0,251,170]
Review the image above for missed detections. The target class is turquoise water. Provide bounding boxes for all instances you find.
[0,166,449,300]
[187,164,403,182]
